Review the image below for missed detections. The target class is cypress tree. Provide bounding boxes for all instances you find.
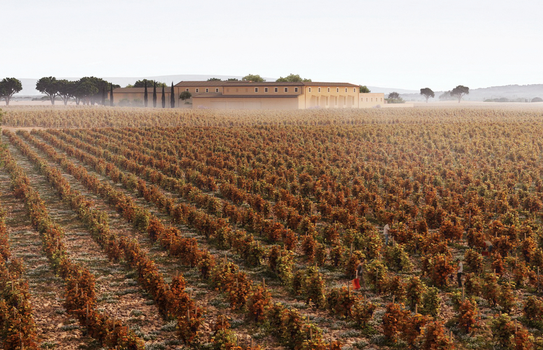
[153,82,157,108]
[170,82,175,108]
[101,86,106,105]
[161,85,166,108]
[110,83,114,106]
[144,82,148,107]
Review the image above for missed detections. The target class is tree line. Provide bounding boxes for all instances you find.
[0,76,122,106]
[35,76,120,105]
[419,85,470,103]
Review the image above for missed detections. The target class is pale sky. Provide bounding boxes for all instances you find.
[2,0,542,91]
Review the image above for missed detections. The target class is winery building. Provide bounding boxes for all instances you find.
[113,81,385,110]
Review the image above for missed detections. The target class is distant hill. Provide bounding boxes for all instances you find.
[400,84,543,102]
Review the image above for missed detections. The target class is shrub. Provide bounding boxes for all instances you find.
[406,276,426,311]
[464,249,484,274]
[483,273,500,307]
[498,282,516,314]
[382,303,408,343]
[387,275,407,303]
[384,243,413,272]
[523,296,543,328]
[365,259,389,294]
[326,286,359,317]
[351,299,376,328]
[421,287,441,317]
[423,253,455,288]
[300,266,327,308]
[417,321,454,350]
[456,298,479,333]
[464,273,482,297]
[440,219,463,241]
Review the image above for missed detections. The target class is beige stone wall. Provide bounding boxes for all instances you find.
[359,93,385,108]
[302,86,359,109]
[193,97,299,110]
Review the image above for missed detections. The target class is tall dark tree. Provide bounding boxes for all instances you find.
[420,88,435,103]
[0,77,23,106]
[36,76,59,105]
[451,85,469,103]
[101,87,106,105]
[170,82,175,108]
[110,83,114,106]
[161,85,165,108]
[153,82,157,108]
[144,82,148,107]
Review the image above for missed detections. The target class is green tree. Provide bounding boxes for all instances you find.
[0,78,23,106]
[226,78,239,81]
[56,79,75,105]
[276,74,311,82]
[359,85,371,93]
[36,76,59,105]
[73,80,99,105]
[72,77,117,105]
[386,92,404,103]
[451,85,469,103]
[132,79,166,88]
[420,88,435,103]
[242,74,265,82]
[207,77,222,81]
[179,91,192,102]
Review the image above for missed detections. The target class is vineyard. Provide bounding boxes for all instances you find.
[2,106,543,349]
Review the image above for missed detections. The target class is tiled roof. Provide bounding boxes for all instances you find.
[175,81,359,88]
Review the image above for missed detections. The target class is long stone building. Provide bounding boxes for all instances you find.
[113,81,385,110]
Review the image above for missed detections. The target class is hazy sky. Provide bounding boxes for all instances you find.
[2,0,542,90]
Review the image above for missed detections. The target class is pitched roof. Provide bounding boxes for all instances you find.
[174,81,359,88]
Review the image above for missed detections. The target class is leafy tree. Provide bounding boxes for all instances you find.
[359,85,371,93]
[207,77,222,81]
[73,80,99,105]
[242,74,265,82]
[451,85,469,103]
[439,91,454,101]
[386,92,404,104]
[420,88,435,103]
[70,77,118,105]
[226,78,239,81]
[132,79,166,88]
[276,74,311,82]
[180,91,192,101]
[36,76,59,105]
[161,85,166,108]
[56,79,75,105]
[0,77,23,106]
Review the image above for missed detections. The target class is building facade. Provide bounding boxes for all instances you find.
[113,81,385,110]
